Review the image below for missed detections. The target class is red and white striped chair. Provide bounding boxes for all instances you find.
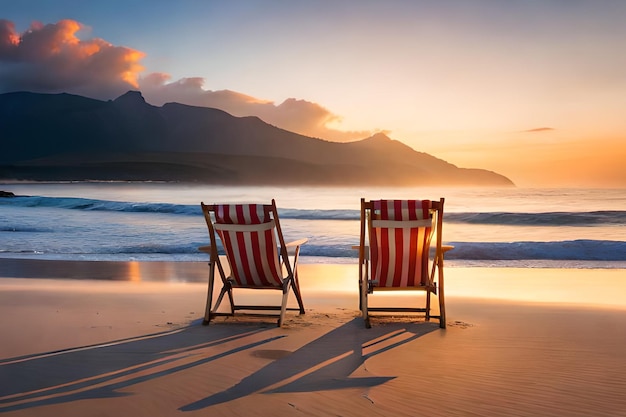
[358,198,450,328]
[200,199,306,327]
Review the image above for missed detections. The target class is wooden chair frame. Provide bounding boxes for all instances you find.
[358,198,450,328]
[200,199,306,327]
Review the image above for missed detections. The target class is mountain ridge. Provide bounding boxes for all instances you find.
[0,90,514,186]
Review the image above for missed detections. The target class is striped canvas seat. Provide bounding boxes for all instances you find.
[370,199,434,288]
[213,204,283,288]
[358,198,450,328]
[200,199,306,327]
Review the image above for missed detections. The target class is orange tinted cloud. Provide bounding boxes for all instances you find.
[0,19,144,98]
[140,74,370,142]
[0,18,368,142]
[0,19,20,52]
[522,127,555,133]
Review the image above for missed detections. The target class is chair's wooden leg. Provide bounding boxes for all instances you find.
[212,286,228,315]
[425,286,432,322]
[439,293,446,329]
[358,281,363,311]
[438,256,446,329]
[292,272,305,314]
[360,259,372,327]
[278,281,291,327]
[289,247,305,314]
[361,276,371,328]
[212,259,234,315]
[203,261,215,325]
[358,259,365,311]
[226,287,235,315]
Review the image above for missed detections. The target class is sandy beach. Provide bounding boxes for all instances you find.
[1,260,625,416]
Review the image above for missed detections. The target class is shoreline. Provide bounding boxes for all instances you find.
[1,257,625,307]
[1,260,625,415]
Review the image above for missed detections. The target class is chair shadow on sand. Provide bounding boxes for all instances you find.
[0,317,438,413]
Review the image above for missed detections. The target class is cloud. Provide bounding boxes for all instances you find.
[139,74,370,142]
[0,19,144,99]
[522,127,555,133]
[0,18,370,142]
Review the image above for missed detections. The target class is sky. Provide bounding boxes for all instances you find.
[1,0,625,187]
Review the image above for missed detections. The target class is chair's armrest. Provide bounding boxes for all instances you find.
[198,245,212,254]
[284,238,307,255]
[352,245,370,260]
[285,238,308,248]
[441,245,454,254]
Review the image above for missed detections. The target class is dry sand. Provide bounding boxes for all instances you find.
[1,260,625,416]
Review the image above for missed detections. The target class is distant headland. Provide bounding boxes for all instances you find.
[0,91,514,187]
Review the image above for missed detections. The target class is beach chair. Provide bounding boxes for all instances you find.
[199,199,306,327]
[358,198,450,328]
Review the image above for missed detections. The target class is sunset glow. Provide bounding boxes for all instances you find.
[1,1,625,187]
[121,49,145,88]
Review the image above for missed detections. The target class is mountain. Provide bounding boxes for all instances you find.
[0,91,514,186]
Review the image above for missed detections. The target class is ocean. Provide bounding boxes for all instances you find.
[1,182,625,269]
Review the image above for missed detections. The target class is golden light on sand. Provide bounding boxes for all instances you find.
[126,261,142,282]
